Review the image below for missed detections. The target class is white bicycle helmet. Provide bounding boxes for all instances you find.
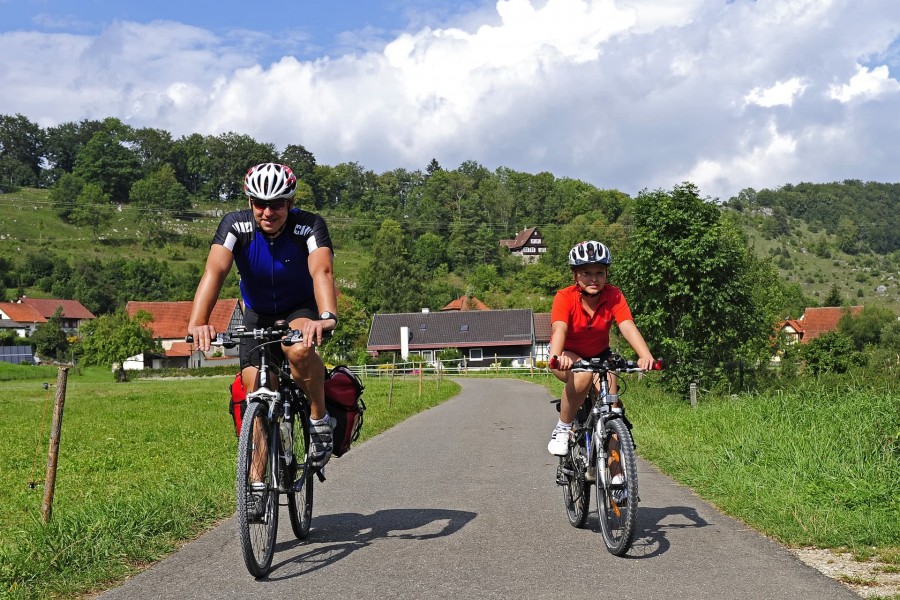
[243,163,297,201]
[568,240,611,267]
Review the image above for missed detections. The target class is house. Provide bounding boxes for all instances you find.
[17,297,95,333]
[367,309,536,367]
[533,312,552,363]
[124,299,243,369]
[0,302,46,337]
[499,226,547,264]
[441,294,490,311]
[779,306,864,344]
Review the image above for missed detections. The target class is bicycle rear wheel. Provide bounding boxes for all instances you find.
[596,418,638,555]
[288,411,314,539]
[236,401,278,577]
[561,430,590,528]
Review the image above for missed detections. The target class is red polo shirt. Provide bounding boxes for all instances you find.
[550,284,634,358]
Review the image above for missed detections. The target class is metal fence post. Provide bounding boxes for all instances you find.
[690,382,698,408]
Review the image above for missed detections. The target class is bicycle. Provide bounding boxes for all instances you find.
[189,321,322,577]
[549,352,661,556]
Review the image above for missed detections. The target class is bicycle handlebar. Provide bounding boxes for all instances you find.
[185,320,303,348]
[548,354,663,372]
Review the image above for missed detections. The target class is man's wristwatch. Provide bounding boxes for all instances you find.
[319,311,338,327]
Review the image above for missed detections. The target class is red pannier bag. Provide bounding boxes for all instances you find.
[323,365,366,457]
[229,373,247,437]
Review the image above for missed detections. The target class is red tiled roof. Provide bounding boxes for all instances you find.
[126,299,240,340]
[0,302,46,323]
[797,306,863,342]
[441,294,490,311]
[19,298,95,319]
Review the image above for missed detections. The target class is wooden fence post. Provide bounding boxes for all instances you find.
[42,366,69,523]
[690,382,698,408]
[388,359,395,408]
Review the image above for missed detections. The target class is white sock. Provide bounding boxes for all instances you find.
[311,414,331,425]
[556,420,573,430]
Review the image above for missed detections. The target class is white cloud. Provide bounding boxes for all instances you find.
[829,63,900,103]
[2,0,900,201]
[744,77,807,108]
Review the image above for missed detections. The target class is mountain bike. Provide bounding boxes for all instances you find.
[189,321,321,577]
[549,352,661,556]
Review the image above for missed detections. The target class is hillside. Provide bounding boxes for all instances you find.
[1,186,897,317]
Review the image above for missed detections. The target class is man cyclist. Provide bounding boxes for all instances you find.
[188,162,338,471]
[547,240,655,458]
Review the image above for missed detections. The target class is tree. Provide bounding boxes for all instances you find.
[838,305,896,350]
[129,164,190,221]
[30,308,69,360]
[319,294,370,363]
[357,219,426,313]
[800,330,861,376]
[823,283,843,307]
[617,183,781,393]
[69,183,113,236]
[78,309,160,368]
[73,126,141,202]
[0,113,44,187]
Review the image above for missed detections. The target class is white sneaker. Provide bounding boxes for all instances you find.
[547,426,572,456]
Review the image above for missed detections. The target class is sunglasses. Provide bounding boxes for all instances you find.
[250,199,288,211]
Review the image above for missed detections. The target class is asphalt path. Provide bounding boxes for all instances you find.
[99,378,859,600]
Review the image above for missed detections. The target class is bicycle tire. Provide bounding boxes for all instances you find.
[236,401,278,577]
[288,409,314,539]
[562,430,591,528]
[596,418,639,555]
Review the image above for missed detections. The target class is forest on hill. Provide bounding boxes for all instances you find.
[1,112,898,388]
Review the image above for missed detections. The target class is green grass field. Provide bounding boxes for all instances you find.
[2,365,898,598]
[0,367,459,599]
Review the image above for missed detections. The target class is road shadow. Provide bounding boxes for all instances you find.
[626,505,710,559]
[575,503,708,559]
[264,508,477,580]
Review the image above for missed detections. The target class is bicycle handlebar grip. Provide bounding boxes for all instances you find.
[548,355,559,369]
[652,359,664,371]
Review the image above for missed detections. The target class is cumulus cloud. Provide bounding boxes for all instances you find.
[1,0,899,200]
[829,63,900,103]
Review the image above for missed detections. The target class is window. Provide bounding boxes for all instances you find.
[460,324,469,332]
[469,348,483,361]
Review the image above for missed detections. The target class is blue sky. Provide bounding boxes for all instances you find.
[1,0,899,201]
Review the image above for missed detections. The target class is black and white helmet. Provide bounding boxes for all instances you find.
[243,163,297,201]
[568,240,611,267]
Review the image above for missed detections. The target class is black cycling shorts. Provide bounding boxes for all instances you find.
[239,302,318,370]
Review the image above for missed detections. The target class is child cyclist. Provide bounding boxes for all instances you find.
[547,240,656,456]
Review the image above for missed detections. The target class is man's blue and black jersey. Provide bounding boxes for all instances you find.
[211,208,333,315]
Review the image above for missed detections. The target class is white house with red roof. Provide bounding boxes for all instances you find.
[1,297,95,337]
[124,299,242,369]
[779,306,863,345]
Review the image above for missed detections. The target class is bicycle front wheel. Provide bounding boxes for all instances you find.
[562,431,590,528]
[596,418,639,556]
[236,401,278,577]
[287,412,314,539]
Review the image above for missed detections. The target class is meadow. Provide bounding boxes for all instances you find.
[0,366,460,599]
[2,364,897,598]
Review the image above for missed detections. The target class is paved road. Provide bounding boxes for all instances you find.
[100,378,858,600]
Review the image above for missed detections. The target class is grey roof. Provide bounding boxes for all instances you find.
[534,312,551,342]
[368,309,535,351]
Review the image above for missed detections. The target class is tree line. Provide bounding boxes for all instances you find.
[2,112,898,391]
